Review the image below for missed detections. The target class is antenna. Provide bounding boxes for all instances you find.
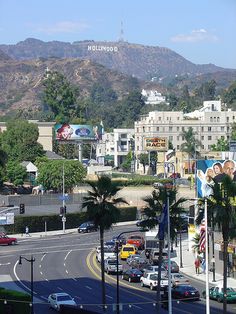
[119,21,124,42]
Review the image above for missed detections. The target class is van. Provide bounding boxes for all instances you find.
[120,244,137,260]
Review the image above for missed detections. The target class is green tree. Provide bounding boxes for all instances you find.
[140,187,186,312]
[42,71,79,122]
[211,138,229,151]
[36,160,86,192]
[222,81,236,105]
[138,153,149,173]
[5,161,27,186]
[197,176,236,314]
[0,120,44,162]
[181,127,201,173]
[121,151,133,172]
[81,176,128,310]
[195,80,216,101]
[191,233,201,255]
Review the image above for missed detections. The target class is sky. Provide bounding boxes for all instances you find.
[0,0,235,69]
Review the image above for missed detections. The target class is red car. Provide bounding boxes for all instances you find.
[0,233,17,245]
[126,235,145,250]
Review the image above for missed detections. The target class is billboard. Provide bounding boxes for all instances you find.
[0,213,14,225]
[54,124,103,141]
[144,137,168,151]
[196,159,236,198]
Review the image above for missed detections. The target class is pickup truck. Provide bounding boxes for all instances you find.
[104,258,123,274]
[140,272,168,290]
[126,235,145,250]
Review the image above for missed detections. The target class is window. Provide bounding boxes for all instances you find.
[217,117,220,122]
[221,126,224,131]
[120,134,127,139]
[208,136,212,140]
[177,136,179,141]
[227,117,229,122]
[156,127,159,131]
[201,127,204,132]
[208,127,211,131]
[201,136,204,140]
[210,117,213,122]
[143,127,145,132]
[169,136,173,140]
[182,126,185,131]
[177,126,179,131]
[158,117,161,121]
[169,126,173,131]
[177,145,180,149]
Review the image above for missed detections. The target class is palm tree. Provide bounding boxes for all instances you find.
[140,186,186,311]
[181,127,201,174]
[192,233,201,255]
[197,176,236,314]
[82,175,128,311]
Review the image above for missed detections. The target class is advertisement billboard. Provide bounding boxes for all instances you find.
[196,159,236,198]
[144,137,168,151]
[0,213,14,225]
[54,124,103,141]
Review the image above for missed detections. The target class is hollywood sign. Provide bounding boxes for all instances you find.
[87,45,118,52]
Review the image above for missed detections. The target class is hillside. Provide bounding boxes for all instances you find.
[0,38,234,80]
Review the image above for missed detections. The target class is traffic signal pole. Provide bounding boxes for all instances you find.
[62,163,66,233]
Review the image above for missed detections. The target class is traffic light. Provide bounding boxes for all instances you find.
[60,206,64,216]
[64,206,67,214]
[19,203,25,214]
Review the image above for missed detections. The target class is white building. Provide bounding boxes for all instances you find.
[141,89,166,105]
[96,128,135,168]
[134,100,235,154]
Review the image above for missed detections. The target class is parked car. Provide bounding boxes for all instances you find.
[170,273,190,287]
[172,284,200,301]
[162,260,179,273]
[48,292,76,311]
[169,173,181,179]
[78,221,98,233]
[120,244,138,260]
[126,235,145,250]
[202,285,236,303]
[140,272,168,290]
[0,233,17,245]
[104,258,123,274]
[122,268,143,282]
[149,249,168,265]
[96,247,116,262]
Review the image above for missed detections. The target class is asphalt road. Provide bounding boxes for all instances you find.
[1,224,235,314]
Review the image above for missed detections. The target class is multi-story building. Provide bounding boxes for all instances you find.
[135,100,235,154]
[96,128,134,168]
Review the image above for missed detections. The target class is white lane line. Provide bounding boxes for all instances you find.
[66,270,68,274]
[133,304,142,309]
[39,264,41,268]
[63,263,66,267]
[13,260,37,295]
[64,250,72,260]
[0,262,11,266]
[40,271,43,275]
[73,278,77,281]
[41,296,48,301]
[85,286,92,290]
[105,295,113,299]
[57,287,63,291]
[41,254,46,262]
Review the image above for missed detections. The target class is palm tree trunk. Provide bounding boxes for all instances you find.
[100,227,106,311]
[223,239,228,314]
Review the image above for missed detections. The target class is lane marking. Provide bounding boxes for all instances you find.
[0,262,11,266]
[106,295,113,299]
[65,250,72,260]
[57,287,63,291]
[13,260,37,295]
[86,286,92,290]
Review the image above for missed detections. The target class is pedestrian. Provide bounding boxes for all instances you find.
[25,226,30,237]
[194,258,200,274]
[201,258,206,273]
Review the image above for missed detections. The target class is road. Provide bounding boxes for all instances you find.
[1,224,235,314]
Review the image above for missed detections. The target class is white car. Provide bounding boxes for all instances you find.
[96,248,116,263]
[170,273,190,287]
[48,292,76,311]
[104,258,123,274]
[140,272,168,290]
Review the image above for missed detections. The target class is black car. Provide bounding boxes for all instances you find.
[172,284,200,301]
[122,268,143,282]
[78,221,98,233]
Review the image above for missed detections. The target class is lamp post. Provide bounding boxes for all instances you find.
[166,192,172,314]
[204,199,210,314]
[19,255,35,314]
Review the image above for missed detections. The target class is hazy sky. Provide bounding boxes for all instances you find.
[0,0,235,69]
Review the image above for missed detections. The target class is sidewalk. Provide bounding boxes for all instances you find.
[172,238,236,288]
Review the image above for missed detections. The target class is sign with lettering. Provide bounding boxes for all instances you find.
[144,137,168,151]
[87,45,118,52]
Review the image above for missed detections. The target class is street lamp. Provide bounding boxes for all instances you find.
[18,255,35,314]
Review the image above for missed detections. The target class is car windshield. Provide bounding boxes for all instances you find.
[123,247,135,251]
[150,274,158,280]
[107,260,116,265]
[57,295,72,301]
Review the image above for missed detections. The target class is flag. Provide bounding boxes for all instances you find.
[199,222,206,252]
[165,149,176,161]
[158,203,168,240]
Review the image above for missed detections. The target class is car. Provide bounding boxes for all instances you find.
[129,258,150,273]
[0,233,17,245]
[140,272,168,290]
[78,221,98,233]
[152,182,164,189]
[149,249,168,265]
[48,292,77,311]
[104,258,123,274]
[143,265,167,277]
[122,268,143,282]
[126,235,145,250]
[96,247,116,262]
[120,244,138,260]
[126,253,141,265]
[104,240,116,250]
[169,173,181,179]
[170,273,190,287]
[162,260,179,273]
[202,285,236,303]
[172,284,200,301]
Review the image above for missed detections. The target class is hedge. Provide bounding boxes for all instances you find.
[4,207,137,235]
[0,288,31,314]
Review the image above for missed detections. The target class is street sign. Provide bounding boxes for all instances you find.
[59,194,69,201]
[230,141,236,152]
[62,216,66,222]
